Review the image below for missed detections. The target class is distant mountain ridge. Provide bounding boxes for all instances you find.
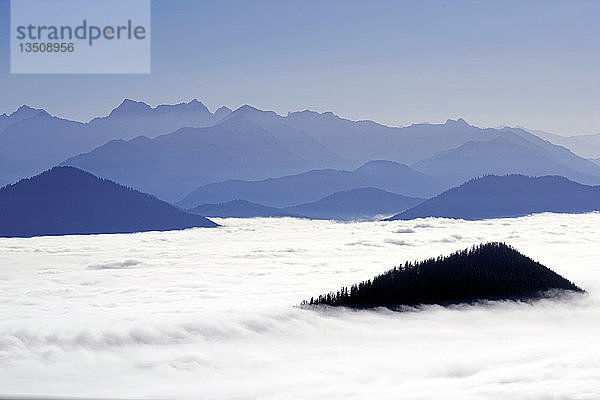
[0,105,48,132]
[190,199,302,219]
[87,99,232,142]
[283,187,423,220]
[4,99,600,202]
[189,187,423,220]
[528,128,600,159]
[178,160,441,209]
[61,105,600,201]
[0,167,217,238]
[388,174,600,221]
[0,99,231,183]
[63,106,347,202]
[284,112,492,165]
[411,128,600,187]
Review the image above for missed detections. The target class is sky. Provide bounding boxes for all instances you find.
[1,0,599,135]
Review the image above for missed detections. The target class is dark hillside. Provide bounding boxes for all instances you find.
[0,166,217,237]
[306,243,582,308]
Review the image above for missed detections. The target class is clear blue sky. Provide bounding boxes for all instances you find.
[1,0,599,135]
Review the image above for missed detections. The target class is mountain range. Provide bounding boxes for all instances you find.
[190,199,303,219]
[63,106,346,202]
[178,160,441,209]
[529,128,600,160]
[412,129,600,188]
[62,105,600,201]
[388,174,600,221]
[3,99,600,206]
[0,166,217,238]
[0,99,231,184]
[189,187,423,220]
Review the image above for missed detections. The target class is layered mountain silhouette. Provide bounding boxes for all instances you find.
[412,128,600,187]
[0,104,45,132]
[190,199,303,219]
[0,166,217,238]
[64,106,348,202]
[530,128,600,160]
[189,187,423,220]
[86,99,231,142]
[284,188,422,220]
[285,112,490,165]
[0,100,231,182]
[388,174,600,221]
[4,100,600,202]
[0,107,87,181]
[178,160,441,209]
[306,243,583,308]
[63,106,600,201]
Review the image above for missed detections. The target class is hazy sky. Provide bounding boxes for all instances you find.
[1,0,599,135]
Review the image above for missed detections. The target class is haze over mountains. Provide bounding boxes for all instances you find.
[61,104,600,201]
[0,99,231,183]
[529,129,600,160]
[190,199,302,219]
[388,175,600,221]
[2,98,600,208]
[0,167,217,238]
[413,129,600,188]
[284,188,422,220]
[64,106,346,202]
[190,187,423,220]
[178,160,441,209]
[284,114,489,165]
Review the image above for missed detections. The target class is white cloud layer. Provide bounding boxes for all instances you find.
[0,213,599,399]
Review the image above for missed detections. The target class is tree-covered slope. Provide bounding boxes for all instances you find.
[306,243,583,308]
[388,175,600,221]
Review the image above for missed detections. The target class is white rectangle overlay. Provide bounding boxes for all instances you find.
[11,0,151,74]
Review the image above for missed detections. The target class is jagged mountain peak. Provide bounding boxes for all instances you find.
[444,118,470,127]
[110,99,152,115]
[7,104,49,119]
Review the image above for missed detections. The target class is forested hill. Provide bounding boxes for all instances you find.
[306,243,582,309]
[388,174,600,221]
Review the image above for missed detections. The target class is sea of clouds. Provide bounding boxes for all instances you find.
[0,213,599,399]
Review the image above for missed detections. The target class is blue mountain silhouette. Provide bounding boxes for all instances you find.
[531,128,600,160]
[0,166,217,238]
[190,199,304,219]
[64,106,348,202]
[284,187,423,220]
[388,174,600,221]
[4,100,600,202]
[189,187,423,220]
[178,160,440,209]
[412,129,600,187]
[0,100,231,183]
[64,107,600,202]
